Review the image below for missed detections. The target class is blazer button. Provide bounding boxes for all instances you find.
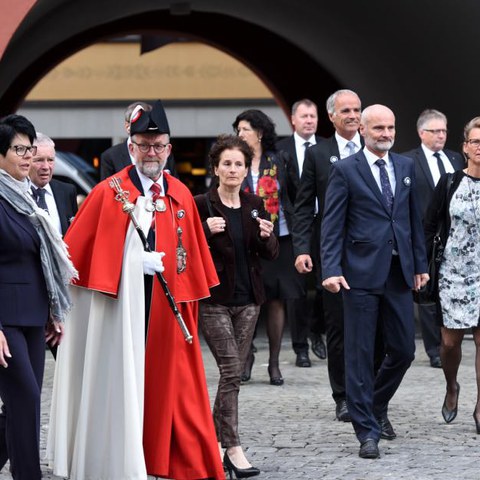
[388,240,393,244]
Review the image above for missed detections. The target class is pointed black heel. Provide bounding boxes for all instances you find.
[441,382,460,423]
[223,453,260,479]
[267,361,284,386]
[473,409,480,434]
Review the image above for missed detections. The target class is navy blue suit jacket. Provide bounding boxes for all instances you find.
[0,199,49,328]
[321,150,427,290]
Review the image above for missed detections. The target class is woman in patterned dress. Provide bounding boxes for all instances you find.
[424,116,480,432]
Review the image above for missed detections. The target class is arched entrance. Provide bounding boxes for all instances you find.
[0,5,340,136]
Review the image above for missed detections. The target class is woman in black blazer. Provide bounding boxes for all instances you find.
[0,114,76,479]
[195,134,278,479]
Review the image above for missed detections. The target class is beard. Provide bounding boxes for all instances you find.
[137,159,165,179]
[372,138,394,152]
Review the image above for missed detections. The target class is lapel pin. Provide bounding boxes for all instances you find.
[329,156,338,164]
[403,177,411,187]
[177,209,185,219]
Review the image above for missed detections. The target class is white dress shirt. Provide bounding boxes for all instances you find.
[335,132,362,159]
[363,147,397,196]
[293,132,317,175]
[421,144,455,186]
[30,182,62,235]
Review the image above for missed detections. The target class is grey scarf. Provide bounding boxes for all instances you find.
[0,169,77,322]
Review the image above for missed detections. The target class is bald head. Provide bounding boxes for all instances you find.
[360,105,396,157]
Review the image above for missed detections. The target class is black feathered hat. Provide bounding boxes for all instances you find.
[129,100,170,136]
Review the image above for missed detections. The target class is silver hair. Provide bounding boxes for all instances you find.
[34,132,55,148]
[416,109,447,131]
[326,89,360,114]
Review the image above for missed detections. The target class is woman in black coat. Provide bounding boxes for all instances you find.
[195,134,278,479]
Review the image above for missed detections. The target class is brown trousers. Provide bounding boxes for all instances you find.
[199,303,260,447]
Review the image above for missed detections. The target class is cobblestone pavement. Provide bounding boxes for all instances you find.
[2,334,479,479]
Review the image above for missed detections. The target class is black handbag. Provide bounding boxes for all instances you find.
[415,174,454,304]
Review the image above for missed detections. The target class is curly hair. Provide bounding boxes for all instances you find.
[232,109,277,152]
[208,134,254,178]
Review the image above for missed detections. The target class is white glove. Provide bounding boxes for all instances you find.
[142,251,165,275]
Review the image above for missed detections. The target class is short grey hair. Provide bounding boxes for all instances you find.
[416,109,447,131]
[326,89,360,114]
[34,132,55,148]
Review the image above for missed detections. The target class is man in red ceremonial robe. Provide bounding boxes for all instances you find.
[46,101,225,480]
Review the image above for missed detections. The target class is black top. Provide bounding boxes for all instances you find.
[221,205,254,306]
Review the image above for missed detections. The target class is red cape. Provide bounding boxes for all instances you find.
[65,167,224,479]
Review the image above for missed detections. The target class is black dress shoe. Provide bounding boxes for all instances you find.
[335,399,351,422]
[430,356,442,368]
[376,415,396,440]
[359,438,379,459]
[311,336,327,359]
[442,382,460,423]
[295,351,311,367]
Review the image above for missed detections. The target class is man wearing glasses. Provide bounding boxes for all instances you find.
[47,100,224,480]
[403,109,464,369]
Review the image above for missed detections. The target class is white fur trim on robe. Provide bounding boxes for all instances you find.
[46,198,153,480]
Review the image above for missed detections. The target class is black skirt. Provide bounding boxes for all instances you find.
[260,235,305,300]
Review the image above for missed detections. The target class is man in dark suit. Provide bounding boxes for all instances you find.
[30,132,78,237]
[277,98,326,367]
[402,109,464,369]
[292,89,362,421]
[29,132,78,361]
[100,101,176,180]
[321,104,429,459]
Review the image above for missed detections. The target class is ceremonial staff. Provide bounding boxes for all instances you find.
[109,176,193,344]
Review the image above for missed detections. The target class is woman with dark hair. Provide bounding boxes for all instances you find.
[195,134,278,479]
[232,109,301,386]
[0,114,76,478]
[424,116,480,432]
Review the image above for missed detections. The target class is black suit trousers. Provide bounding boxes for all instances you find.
[0,326,45,479]
[343,258,415,443]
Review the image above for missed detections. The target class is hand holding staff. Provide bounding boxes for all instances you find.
[109,177,193,344]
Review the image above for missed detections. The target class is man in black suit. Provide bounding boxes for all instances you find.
[402,109,464,368]
[292,89,363,421]
[100,101,176,180]
[30,132,78,360]
[30,132,78,237]
[277,99,327,367]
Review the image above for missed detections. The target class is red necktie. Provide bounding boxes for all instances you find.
[150,183,161,229]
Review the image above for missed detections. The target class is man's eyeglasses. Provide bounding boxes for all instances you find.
[131,141,168,154]
[466,139,480,147]
[10,145,37,157]
[423,129,448,135]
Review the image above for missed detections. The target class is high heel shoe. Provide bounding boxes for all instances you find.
[223,453,260,479]
[442,382,460,423]
[241,351,255,382]
[473,409,480,434]
[267,362,284,386]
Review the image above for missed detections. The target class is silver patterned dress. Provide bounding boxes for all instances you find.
[439,174,480,329]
